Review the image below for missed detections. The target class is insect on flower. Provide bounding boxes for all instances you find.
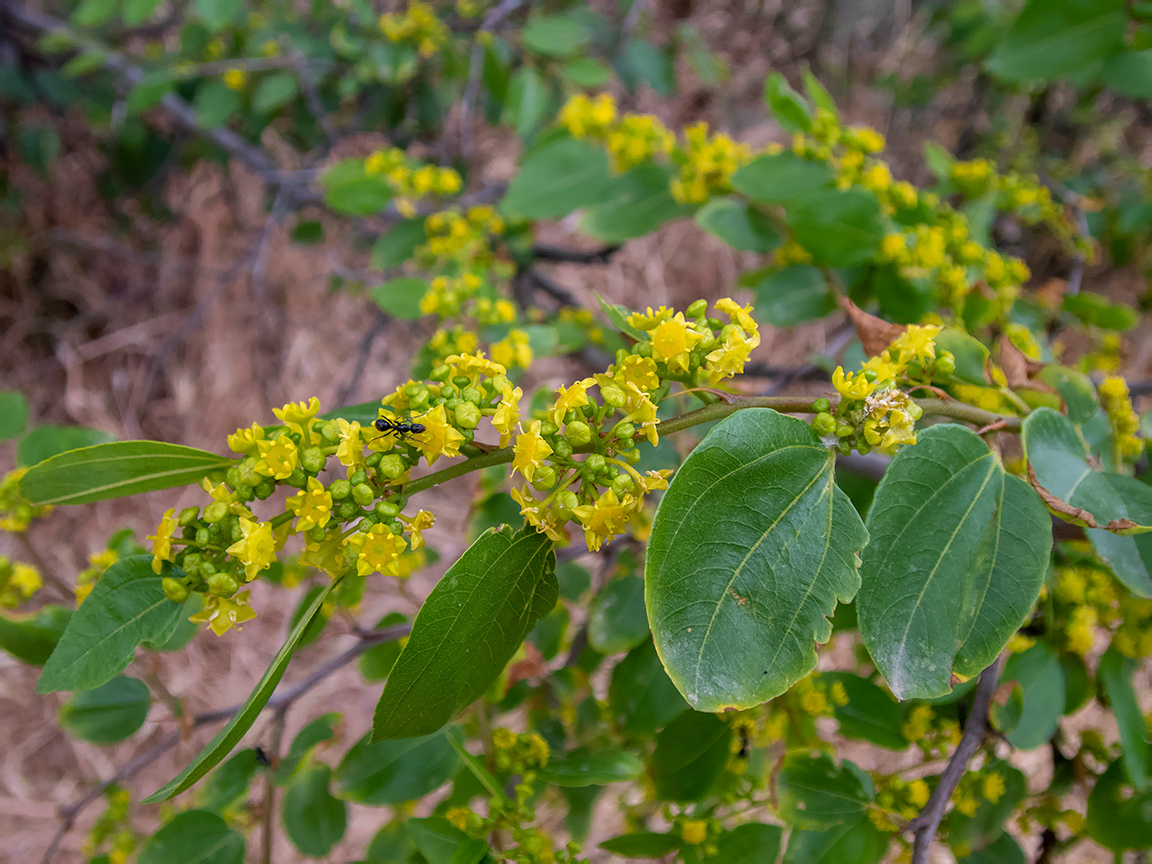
[372,416,427,443]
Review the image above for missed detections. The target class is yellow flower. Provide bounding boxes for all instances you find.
[513,421,553,483]
[491,329,533,369]
[347,524,407,577]
[705,327,760,385]
[681,820,707,845]
[492,384,521,447]
[190,590,257,636]
[254,436,299,480]
[860,354,903,384]
[829,681,849,706]
[301,531,345,578]
[715,297,758,333]
[624,385,660,447]
[510,486,567,543]
[445,351,507,384]
[223,68,246,91]
[889,324,941,367]
[227,423,265,455]
[407,510,435,550]
[572,489,635,551]
[549,378,596,426]
[627,305,674,330]
[273,396,322,446]
[907,779,930,807]
[335,419,367,473]
[226,518,278,581]
[286,477,333,532]
[614,355,660,392]
[411,403,465,466]
[832,366,876,401]
[2,562,42,607]
[650,312,705,373]
[801,688,830,715]
[982,771,1005,803]
[149,508,178,574]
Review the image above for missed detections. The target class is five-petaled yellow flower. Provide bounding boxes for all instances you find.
[274,397,322,446]
[513,421,553,482]
[286,477,333,532]
[651,312,705,373]
[347,524,407,576]
[492,383,521,447]
[226,518,278,581]
[549,378,596,426]
[407,510,435,550]
[254,436,299,479]
[572,488,635,551]
[705,327,759,385]
[149,508,178,574]
[411,403,465,465]
[832,366,876,401]
[191,590,257,636]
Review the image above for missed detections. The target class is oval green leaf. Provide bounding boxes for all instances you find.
[695,197,782,253]
[500,137,611,221]
[16,424,114,468]
[138,810,245,864]
[1099,648,1148,790]
[334,730,458,804]
[282,764,347,857]
[600,833,682,858]
[373,525,557,740]
[371,277,427,321]
[784,188,885,267]
[777,751,874,829]
[580,163,694,243]
[60,675,151,744]
[648,710,732,802]
[20,440,233,506]
[0,605,71,666]
[1001,643,1064,750]
[646,408,867,712]
[587,573,649,655]
[38,556,185,693]
[539,746,644,787]
[608,637,689,736]
[731,152,832,204]
[0,391,28,440]
[143,576,341,802]
[857,424,1051,700]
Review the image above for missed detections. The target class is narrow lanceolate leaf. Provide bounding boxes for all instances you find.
[645,409,867,713]
[38,556,185,693]
[1099,648,1149,790]
[143,578,340,802]
[373,525,557,740]
[857,424,1051,701]
[20,440,234,505]
[1024,407,1152,597]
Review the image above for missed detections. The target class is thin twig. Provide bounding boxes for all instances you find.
[259,713,286,864]
[454,0,526,163]
[905,655,1006,862]
[39,623,411,864]
[250,191,289,300]
[332,309,390,409]
[291,51,337,144]
[15,533,75,602]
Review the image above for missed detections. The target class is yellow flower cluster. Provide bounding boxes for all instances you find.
[1053,564,1152,658]
[671,121,752,203]
[869,774,931,831]
[950,159,1073,239]
[0,467,51,532]
[491,727,551,773]
[419,271,483,317]
[473,296,517,325]
[557,306,603,343]
[951,768,1006,820]
[901,703,961,757]
[792,673,849,717]
[558,93,618,139]
[419,205,504,266]
[1099,376,1144,460]
[428,325,480,362]
[379,0,449,58]
[0,555,42,609]
[491,328,534,370]
[223,68,246,90]
[558,92,675,172]
[365,147,462,218]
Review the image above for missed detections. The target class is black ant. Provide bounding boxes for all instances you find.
[372,416,426,443]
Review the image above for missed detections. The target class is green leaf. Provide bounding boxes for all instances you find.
[16,425,114,467]
[785,188,885,267]
[1087,758,1152,851]
[282,765,347,857]
[371,277,427,320]
[777,751,874,829]
[646,408,867,712]
[371,219,426,269]
[372,526,557,740]
[60,676,151,744]
[0,605,71,666]
[581,163,694,242]
[500,138,612,221]
[138,810,245,864]
[986,0,1128,82]
[522,15,592,58]
[20,441,233,506]
[193,80,240,129]
[943,760,1027,855]
[122,0,164,25]
[763,71,812,133]
[648,710,732,801]
[1001,643,1064,749]
[38,557,184,693]
[406,817,488,864]
[957,833,1026,864]
[358,612,407,682]
[695,198,782,252]
[731,153,833,204]
[504,67,550,140]
[72,0,117,26]
[618,40,676,97]
[783,815,888,864]
[857,424,1051,700]
[818,672,908,749]
[1063,291,1140,331]
[600,833,681,858]
[587,574,648,655]
[935,328,990,386]
[715,823,784,864]
[274,713,340,786]
[0,391,28,440]
[595,293,646,341]
[334,730,458,804]
[1024,407,1152,596]
[802,70,837,117]
[126,73,173,114]
[1037,366,1098,426]
[1099,648,1148,789]
[195,0,242,30]
[608,638,689,735]
[749,264,835,327]
[365,822,416,862]
[196,750,260,813]
[253,73,298,114]
[321,159,393,216]
[143,578,340,802]
[563,57,613,88]
[1101,50,1152,98]
[539,746,644,787]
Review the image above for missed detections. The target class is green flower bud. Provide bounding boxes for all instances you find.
[390,520,404,535]
[206,572,239,598]
[455,401,481,429]
[855,439,872,455]
[225,466,242,489]
[255,480,276,500]
[353,483,374,507]
[835,423,855,438]
[350,469,368,486]
[461,428,474,444]
[838,438,853,455]
[285,468,307,488]
[531,465,557,490]
[812,412,836,435]
[238,461,261,487]
[555,490,579,514]
[585,454,607,474]
[430,364,451,382]
[302,447,325,473]
[405,382,426,399]
[177,507,199,527]
[934,352,956,380]
[452,375,471,388]
[686,299,708,318]
[203,501,229,524]
[375,500,399,518]
[906,360,924,380]
[706,317,724,331]
[611,473,635,496]
[196,527,211,545]
[230,522,243,541]
[601,384,626,408]
[234,484,254,501]
[566,420,592,446]
[365,452,382,468]
[461,386,482,404]
[812,397,832,414]
[862,369,879,383]
[306,525,327,543]
[908,402,924,420]
[330,479,351,500]
[377,454,406,479]
[553,437,573,459]
[162,578,189,604]
[539,420,559,438]
[337,501,359,520]
[614,421,636,441]
[623,448,641,464]
[320,419,340,442]
[635,341,652,358]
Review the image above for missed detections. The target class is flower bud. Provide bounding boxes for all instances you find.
[330,479,352,500]
[539,420,559,438]
[204,501,229,524]
[430,364,451,382]
[255,480,276,500]
[601,384,626,408]
[455,401,481,429]
[611,473,635,496]
[321,419,340,442]
[353,483,375,507]
[285,468,307,489]
[375,500,399,518]
[196,527,211,545]
[812,412,836,435]
[835,423,855,438]
[162,578,189,603]
[207,572,239,597]
[566,421,592,446]
[452,375,471,388]
[337,501,359,520]
[623,448,641,464]
[552,437,573,459]
[585,454,607,473]
[614,422,636,441]
[862,369,879,383]
[302,447,325,473]
[350,469,368,486]
[378,454,406,479]
[812,397,832,414]
[531,465,557,490]
[461,386,482,404]
[686,299,708,318]
[634,341,652,358]
[307,525,327,543]
[934,351,956,380]
[177,507,199,527]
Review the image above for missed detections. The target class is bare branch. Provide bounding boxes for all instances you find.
[454,0,527,163]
